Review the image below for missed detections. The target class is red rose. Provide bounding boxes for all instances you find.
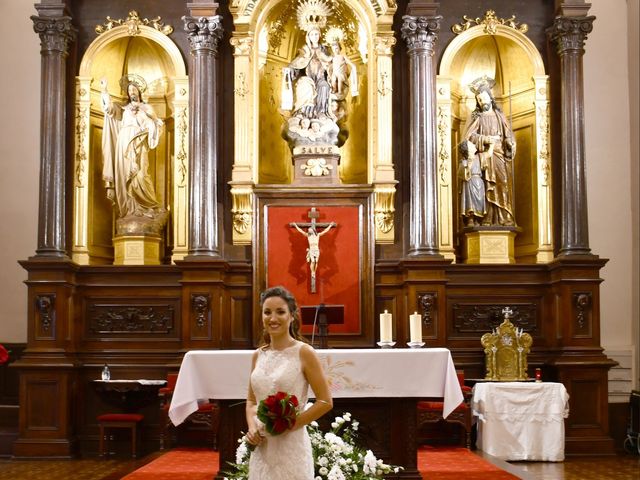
[0,345,8,365]
[264,395,277,409]
[272,417,289,434]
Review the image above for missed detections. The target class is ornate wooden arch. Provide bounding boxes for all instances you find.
[73,22,189,264]
[436,22,553,263]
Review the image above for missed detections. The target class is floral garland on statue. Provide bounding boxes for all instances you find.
[223,411,402,480]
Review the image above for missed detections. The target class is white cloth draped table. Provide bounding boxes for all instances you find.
[472,381,570,461]
[169,347,464,426]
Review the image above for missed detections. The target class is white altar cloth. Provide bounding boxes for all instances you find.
[472,382,569,461]
[169,348,463,426]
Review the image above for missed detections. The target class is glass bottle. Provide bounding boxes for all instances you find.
[101,364,111,381]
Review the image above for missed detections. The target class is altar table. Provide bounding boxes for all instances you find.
[472,382,569,461]
[169,348,463,480]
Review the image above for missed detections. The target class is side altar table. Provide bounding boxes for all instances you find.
[472,382,569,461]
[169,348,463,480]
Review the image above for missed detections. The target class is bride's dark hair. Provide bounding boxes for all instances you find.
[260,286,306,345]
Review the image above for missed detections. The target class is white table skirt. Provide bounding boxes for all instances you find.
[169,347,464,425]
[472,382,569,461]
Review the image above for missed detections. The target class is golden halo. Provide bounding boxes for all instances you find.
[119,73,148,95]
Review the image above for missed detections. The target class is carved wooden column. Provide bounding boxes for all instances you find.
[183,6,224,257]
[401,13,443,257]
[31,5,76,258]
[548,15,595,256]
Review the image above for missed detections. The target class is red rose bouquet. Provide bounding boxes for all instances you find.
[257,391,299,435]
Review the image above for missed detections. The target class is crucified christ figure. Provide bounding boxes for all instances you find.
[292,222,336,287]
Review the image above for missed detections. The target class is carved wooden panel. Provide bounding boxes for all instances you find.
[190,293,211,340]
[572,292,593,338]
[417,292,437,336]
[450,301,538,337]
[34,294,56,340]
[85,297,180,339]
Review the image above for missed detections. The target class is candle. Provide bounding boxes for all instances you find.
[380,310,392,342]
[409,311,422,343]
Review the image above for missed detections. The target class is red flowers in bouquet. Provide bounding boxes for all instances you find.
[257,391,299,435]
[0,345,8,365]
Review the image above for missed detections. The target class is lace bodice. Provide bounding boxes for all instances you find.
[248,341,314,480]
[251,341,309,406]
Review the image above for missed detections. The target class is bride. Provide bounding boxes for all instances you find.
[245,286,333,479]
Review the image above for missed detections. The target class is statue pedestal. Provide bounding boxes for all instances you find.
[292,145,340,185]
[462,226,520,264]
[113,234,163,265]
[112,213,167,265]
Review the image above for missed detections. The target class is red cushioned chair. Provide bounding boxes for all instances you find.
[159,372,220,450]
[417,370,473,448]
[97,413,143,458]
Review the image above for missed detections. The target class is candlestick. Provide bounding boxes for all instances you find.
[409,311,422,343]
[379,310,392,343]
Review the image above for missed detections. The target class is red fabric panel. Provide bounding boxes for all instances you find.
[266,206,361,334]
[167,372,178,390]
[97,413,143,422]
[417,401,444,410]
[196,403,216,412]
[417,401,467,413]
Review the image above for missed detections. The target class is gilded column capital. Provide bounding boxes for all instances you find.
[373,35,396,56]
[183,15,224,53]
[31,16,76,55]
[401,15,442,54]
[230,35,253,56]
[547,16,595,54]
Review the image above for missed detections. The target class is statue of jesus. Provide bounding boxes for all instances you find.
[291,222,336,283]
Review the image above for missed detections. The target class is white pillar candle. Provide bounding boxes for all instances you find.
[379,310,392,342]
[409,311,422,343]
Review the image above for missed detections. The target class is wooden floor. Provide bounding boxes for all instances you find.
[476,450,640,480]
[0,451,638,480]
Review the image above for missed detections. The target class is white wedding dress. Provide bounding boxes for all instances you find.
[248,341,314,480]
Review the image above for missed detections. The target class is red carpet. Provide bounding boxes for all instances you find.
[124,446,518,479]
[121,447,219,480]
[418,446,520,479]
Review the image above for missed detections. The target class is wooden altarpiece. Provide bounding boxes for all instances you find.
[13,0,614,465]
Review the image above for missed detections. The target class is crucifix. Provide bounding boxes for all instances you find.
[289,207,337,293]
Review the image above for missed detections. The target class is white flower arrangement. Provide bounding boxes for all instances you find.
[223,412,402,480]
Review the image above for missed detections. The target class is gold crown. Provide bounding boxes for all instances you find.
[296,0,331,32]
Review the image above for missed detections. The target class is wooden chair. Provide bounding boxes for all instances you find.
[159,372,220,450]
[417,370,473,448]
[97,413,143,458]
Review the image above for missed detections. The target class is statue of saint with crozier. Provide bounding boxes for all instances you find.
[462,76,516,227]
[280,0,358,151]
[101,74,168,236]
